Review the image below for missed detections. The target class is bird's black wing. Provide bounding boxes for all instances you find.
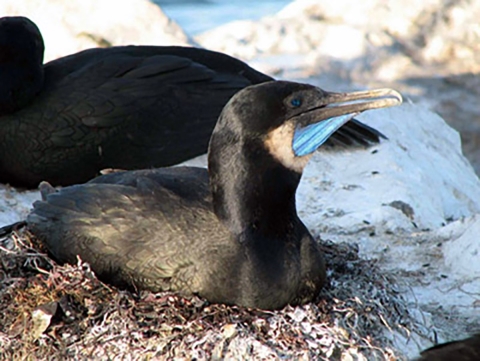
[43,48,258,165]
[7,46,268,186]
[323,118,387,149]
[0,42,386,188]
[27,167,219,292]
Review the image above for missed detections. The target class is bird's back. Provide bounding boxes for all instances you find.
[0,46,271,187]
[28,167,236,294]
[28,164,324,309]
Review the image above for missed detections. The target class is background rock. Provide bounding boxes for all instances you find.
[297,104,480,234]
[443,216,480,278]
[196,0,480,176]
[0,0,193,62]
[197,0,480,70]
[0,186,39,226]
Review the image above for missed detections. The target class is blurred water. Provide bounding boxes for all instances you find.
[153,0,291,35]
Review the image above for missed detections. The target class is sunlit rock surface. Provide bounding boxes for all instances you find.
[0,0,193,62]
[197,0,480,71]
[0,186,39,226]
[298,104,480,234]
[442,215,480,278]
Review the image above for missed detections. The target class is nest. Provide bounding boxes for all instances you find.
[0,229,420,360]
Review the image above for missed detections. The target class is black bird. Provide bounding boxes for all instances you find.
[26,81,402,309]
[416,334,480,361]
[0,16,385,188]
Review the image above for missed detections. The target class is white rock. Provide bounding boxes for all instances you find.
[443,215,480,278]
[0,0,193,62]
[196,0,421,59]
[197,0,480,73]
[297,103,480,234]
[0,186,39,226]
[277,0,439,36]
[197,13,367,61]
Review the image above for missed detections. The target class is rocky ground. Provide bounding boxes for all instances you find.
[1,0,480,360]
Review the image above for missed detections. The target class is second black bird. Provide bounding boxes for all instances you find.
[0,16,386,188]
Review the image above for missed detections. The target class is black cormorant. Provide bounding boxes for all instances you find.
[416,334,480,361]
[1,16,385,188]
[26,80,402,309]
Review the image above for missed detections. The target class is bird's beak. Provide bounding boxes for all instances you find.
[292,88,402,156]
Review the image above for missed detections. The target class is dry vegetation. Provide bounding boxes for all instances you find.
[0,230,425,360]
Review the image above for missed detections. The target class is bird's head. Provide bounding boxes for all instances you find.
[210,80,402,173]
[0,16,44,115]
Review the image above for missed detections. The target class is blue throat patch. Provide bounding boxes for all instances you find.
[292,113,356,156]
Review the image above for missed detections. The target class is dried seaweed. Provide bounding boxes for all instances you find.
[0,230,420,360]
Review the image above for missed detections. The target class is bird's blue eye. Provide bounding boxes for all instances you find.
[291,98,301,107]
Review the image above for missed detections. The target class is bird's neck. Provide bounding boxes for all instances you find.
[208,139,302,240]
[0,63,44,115]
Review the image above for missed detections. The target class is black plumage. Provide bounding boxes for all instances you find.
[416,334,480,361]
[1,16,385,188]
[26,81,401,309]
